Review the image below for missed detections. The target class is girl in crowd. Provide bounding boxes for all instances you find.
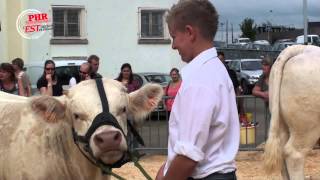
[165,68,182,116]
[0,63,25,96]
[115,63,140,93]
[37,60,63,96]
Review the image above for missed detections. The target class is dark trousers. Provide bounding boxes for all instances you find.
[188,171,236,180]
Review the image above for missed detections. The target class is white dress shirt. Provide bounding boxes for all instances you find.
[164,47,240,179]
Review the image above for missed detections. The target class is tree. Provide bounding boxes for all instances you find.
[239,18,257,41]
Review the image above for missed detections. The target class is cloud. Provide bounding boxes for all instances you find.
[211,0,320,30]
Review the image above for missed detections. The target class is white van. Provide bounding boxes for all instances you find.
[234,38,251,45]
[296,35,320,46]
[25,60,86,95]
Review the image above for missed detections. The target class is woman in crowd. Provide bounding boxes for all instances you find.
[37,60,63,96]
[252,56,273,104]
[12,58,32,96]
[252,56,273,136]
[165,68,182,116]
[115,63,140,93]
[0,63,25,96]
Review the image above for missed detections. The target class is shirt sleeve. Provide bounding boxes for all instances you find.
[69,77,77,87]
[173,84,218,162]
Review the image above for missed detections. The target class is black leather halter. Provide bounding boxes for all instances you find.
[72,78,145,169]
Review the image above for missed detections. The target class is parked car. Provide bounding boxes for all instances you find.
[25,60,87,95]
[228,59,263,94]
[272,41,295,51]
[234,37,251,46]
[296,35,320,46]
[133,72,171,88]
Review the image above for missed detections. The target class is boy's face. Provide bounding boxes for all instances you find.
[169,24,194,63]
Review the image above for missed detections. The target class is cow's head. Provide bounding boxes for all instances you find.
[31,79,163,166]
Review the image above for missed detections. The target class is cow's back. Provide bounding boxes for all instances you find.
[280,49,320,131]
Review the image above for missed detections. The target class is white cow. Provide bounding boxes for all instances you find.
[0,78,163,180]
[264,45,320,180]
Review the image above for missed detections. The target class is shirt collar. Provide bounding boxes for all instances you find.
[181,47,217,81]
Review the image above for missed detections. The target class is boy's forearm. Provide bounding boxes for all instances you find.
[163,155,197,180]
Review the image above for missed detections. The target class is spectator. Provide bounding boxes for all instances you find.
[69,62,92,87]
[218,52,245,115]
[37,60,63,96]
[0,63,25,96]
[164,68,182,116]
[115,63,140,93]
[252,56,273,139]
[156,0,239,179]
[12,58,32,96]
[217,51,241,94]
[252,56,273,104]
[87,55,102,79]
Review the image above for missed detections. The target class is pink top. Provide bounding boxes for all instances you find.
[165,81,182,111]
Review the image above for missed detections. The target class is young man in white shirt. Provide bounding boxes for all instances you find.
[156,0,240,179]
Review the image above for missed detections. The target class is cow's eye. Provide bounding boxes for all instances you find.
[74,113,80,119]
[122,107,126,113]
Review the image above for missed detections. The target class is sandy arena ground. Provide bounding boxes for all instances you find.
[112,150,320,180]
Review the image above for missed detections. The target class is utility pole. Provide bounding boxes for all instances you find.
[231,23,234,43]
[226,20,228,45]
[303,0,308,44]
[220,22,224,41]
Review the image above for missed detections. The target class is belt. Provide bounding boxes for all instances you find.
[188,171,236,180]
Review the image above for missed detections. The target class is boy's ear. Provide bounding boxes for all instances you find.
[185,25,196,41]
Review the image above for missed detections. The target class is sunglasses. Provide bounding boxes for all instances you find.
[45,67,55,71]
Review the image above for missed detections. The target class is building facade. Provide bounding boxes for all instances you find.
[1,0,184,78]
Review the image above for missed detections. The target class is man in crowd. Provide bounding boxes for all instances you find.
[87,55,102,78]
[69,62,92,87]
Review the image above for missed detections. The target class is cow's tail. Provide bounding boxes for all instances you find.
[264,45,307,173]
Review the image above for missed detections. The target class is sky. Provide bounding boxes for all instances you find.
[210,0,320,41]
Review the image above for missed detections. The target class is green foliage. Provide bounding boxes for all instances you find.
[239,18,257,41]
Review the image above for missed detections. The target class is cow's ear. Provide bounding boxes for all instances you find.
[31,96,66,123]
[128,83,163,123]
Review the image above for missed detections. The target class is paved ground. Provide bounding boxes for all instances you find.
[133,96,269,154]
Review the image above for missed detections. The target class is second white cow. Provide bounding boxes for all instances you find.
[264,45,320,180]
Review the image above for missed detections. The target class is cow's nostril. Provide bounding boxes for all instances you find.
[94,135,104,144]
[114,132,121,141]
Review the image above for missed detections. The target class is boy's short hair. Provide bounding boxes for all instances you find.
[217,51,225,57]
[166,0,219,40]
[12,58,24,69]
[87,55,100,63]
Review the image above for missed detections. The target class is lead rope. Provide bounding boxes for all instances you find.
[98,151,152,180]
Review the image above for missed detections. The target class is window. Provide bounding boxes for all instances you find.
[53,9,80,37]
[138,8,171,44]
[141,10,164,38]
[51,6,87,44]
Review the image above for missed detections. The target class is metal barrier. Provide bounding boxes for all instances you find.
[131,95,270,154]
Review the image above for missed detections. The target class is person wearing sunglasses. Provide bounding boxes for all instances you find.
[69,62,92,87]
[37,60,63,96]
